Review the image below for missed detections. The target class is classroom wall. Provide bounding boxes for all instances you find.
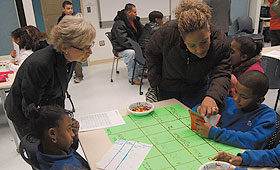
[229,0,249,35]
[1,0,262,59]
[82,0,114,63]
[0,0,20,56]
[32,0,45,32]
[249,0,261,34]
[22,0,36,26]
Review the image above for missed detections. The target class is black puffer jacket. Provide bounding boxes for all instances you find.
[138,22,161,56]
[146,20,231,107]
[111,9,143,52]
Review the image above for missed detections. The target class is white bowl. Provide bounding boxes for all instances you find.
[128,102,154,116]
[199,161,235,170]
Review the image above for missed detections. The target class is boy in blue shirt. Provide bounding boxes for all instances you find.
[194,70,277,149]
[212,146,280,169]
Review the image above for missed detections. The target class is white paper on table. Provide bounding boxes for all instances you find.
[96,140,152,170]
[205,114,221,127]
[262,50,280,59]
[77,110,125,132]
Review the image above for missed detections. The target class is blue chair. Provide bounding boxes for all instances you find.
[19,134,40,170]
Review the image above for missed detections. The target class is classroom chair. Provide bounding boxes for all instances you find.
[19,134,40,170]
[229,16,264,42]
[128,38,146,95]
[105,32,122,83]
[266,113,280,149]
[261,55,280,110]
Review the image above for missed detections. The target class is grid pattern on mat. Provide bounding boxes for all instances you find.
[104,104,241,170]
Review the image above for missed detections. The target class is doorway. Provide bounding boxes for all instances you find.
[40,0,68,36]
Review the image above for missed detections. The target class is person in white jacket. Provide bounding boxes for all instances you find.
[9,26,47,72]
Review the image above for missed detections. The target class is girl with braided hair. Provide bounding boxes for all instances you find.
[230,36,264,92]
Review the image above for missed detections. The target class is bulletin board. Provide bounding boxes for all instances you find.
[105,104,241,170]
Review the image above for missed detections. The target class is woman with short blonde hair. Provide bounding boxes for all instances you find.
[146,0,231,115]
[50,15,96,52]
[5,14,96,139]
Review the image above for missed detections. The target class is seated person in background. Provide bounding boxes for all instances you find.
[111,3,143,85]
[230,36,264,94]
[194,70,277,149]
[8,26,46,72]
[213,146,280,170]
[26,103,90,170]
[138,11,163,56]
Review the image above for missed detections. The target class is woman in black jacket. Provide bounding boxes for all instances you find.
[146,0,231,116]
[5,15,96,139]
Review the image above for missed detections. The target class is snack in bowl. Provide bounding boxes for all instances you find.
[199,161,235,170]
[128,102,154,116]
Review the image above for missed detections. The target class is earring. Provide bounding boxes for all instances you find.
[52,138,57,143]
[65,51,68,55]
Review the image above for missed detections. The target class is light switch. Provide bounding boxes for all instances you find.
[87,7,91,13]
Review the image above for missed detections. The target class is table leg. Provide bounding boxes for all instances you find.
[0,89,19,152]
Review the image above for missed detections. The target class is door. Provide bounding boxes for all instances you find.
[40,0,68,36]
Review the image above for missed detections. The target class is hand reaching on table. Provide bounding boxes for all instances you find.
[213,152,242,166]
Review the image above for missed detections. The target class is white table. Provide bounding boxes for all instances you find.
[79,99,277,170]
[262,45,280,55]
[0,55,19,151]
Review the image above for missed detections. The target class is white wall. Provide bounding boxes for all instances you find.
[82,0,262,62]
[170,0,181,19]
[19,0,263,62]
[249,0,261,34]
[82,0,114,62]
[22,0,36,26]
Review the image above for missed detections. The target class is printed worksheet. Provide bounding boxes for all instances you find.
[78,110,125,132]
[96,140,152,170]
[262,50,280,59]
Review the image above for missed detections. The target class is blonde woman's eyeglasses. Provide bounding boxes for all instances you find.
[71,42,95,51]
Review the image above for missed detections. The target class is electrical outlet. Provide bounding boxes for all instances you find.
[99,40,105,46]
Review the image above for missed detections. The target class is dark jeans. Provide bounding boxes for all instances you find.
[270,30,280,46]
[159,85,208,108]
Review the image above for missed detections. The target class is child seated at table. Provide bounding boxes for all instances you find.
[26,103,90,170]
[8,26,47,72]
[212,145,280,170]
[230,36,264,94]
[194,70,277,149]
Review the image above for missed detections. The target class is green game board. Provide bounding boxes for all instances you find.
[104,104,241,170]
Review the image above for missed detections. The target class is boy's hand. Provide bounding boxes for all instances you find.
[195,120,212,137]
[213,152,242,166]
[198,96,219,117]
